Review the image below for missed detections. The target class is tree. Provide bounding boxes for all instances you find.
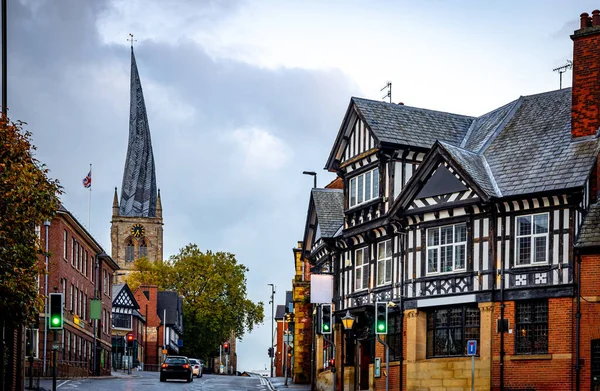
[127,244,264,360]
[0,116,61,328]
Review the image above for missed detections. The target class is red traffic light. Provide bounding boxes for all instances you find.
[223,342,229,348]
[127,333,133,341]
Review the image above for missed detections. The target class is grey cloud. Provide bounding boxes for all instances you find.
[7,0,355,371]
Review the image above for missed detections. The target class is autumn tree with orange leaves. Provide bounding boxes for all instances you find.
[0,116,61,328]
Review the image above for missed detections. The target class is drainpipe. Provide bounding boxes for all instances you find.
[43,220,50,376]
[399,229,405,391]
[495,206,505,391]
[575,253,582,391]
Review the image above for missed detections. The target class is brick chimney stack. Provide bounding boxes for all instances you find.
[571,10,600,138]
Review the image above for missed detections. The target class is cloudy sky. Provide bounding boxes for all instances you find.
[6,0,597,372]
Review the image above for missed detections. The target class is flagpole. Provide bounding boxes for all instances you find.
[88,163,92,229]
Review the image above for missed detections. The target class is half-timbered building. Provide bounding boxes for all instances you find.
[319,11,600,391]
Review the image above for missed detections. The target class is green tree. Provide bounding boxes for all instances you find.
[0,116,61,328]
[127,244,264,360]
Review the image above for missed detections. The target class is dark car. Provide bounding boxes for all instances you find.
[160,356,193,383]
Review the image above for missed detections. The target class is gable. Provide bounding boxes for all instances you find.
[112,285,139,310]
[416,165,468,198]
[341,118,377,164]
[408,162,479,211]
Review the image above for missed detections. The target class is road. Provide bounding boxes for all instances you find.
[37,372,274,391]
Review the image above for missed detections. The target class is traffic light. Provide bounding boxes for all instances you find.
[49,293,63,330]
[375,302,388,335]
[321,304,332,334]
[223,341,230,354]
[126,333,134,348]
[268,347,274,358]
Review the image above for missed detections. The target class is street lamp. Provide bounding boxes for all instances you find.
[341,311,355,391]
[268,284,275,378]
[302,171,317,188]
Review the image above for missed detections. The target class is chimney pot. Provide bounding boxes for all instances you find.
[593,10,600,26]
[398,102,404,105]
[581,12,590,29]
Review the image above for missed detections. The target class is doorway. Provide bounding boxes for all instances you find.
[359,340,371,390]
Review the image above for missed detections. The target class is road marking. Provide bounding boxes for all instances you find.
[56,380,70,388]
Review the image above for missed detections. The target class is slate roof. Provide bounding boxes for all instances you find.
[353,88,600,199]
[112,284,125,300]
[576,202,600,248]
[119,48,158,217]
[275,305,286,320]
[352,97,473,149]
[439,142,501,197]
[312,188,344,239]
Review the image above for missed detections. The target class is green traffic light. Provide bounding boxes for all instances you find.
[51,316,60,326]
[323,325,329,331]
[377,323,385,331]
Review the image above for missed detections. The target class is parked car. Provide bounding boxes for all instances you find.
[160,356,193,383]
[189,358,203,378]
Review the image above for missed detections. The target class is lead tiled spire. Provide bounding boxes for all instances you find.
[119,47,157,217]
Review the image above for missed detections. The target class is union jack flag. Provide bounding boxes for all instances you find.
[82,171,92,188]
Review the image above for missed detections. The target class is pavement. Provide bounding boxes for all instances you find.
[268,376,311,390]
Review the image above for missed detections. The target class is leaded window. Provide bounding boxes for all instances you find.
[125,238,135,262]
[427,223,467,274]
[354,247,369,291]
[349,168,380,208]
[388,313,402,361]
[427,306,480,357]
[515,300,548,354]
[112,313,132,329]
[515,213,549,265]
[376,240,392,286]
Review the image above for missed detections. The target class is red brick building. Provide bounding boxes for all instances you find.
[133,285,161,369]
[36,205,118,376]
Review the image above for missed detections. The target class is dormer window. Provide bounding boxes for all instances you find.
[349,168,379,208]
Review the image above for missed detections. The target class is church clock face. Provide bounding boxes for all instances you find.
[131,224,145,238]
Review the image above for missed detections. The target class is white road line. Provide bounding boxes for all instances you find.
[56,380,70,388]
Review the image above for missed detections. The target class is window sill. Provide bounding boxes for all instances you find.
[512,262,549,269]
[507,354,552,361]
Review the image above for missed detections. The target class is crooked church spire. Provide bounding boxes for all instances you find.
[119,47,157,217]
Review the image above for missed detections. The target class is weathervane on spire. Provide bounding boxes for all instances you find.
[127,33,137,49]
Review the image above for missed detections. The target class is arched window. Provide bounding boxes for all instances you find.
[139,239,148,259]
[125,238,135,262]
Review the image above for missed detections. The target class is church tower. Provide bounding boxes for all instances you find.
[111,46,163,283]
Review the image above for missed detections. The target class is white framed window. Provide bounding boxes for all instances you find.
[515,213,549,265]
[349,168,380,208]
[354,247,369,291]
[376,240,392,286]
[63,230,68,260]
[427,223,467,274]
[69,284,74,312]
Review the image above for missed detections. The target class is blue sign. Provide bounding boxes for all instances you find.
[467,340,477,356]
[178,339,183,347]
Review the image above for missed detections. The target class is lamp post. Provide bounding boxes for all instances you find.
[302,171,317,188]
[268,284,275,378]
[341,311,355,391]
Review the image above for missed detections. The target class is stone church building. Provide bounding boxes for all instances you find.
[111,46,163,282]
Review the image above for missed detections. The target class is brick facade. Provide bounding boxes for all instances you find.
[36,208,118,377]
[133,285,162,368]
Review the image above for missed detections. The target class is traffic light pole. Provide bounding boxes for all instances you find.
[322,335,335,391]
[376,335,389,391]
[52,330,57,391]
[268,284,275,378]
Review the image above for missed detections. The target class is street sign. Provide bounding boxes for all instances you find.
[374,357,381,378]
[467,340,477,356]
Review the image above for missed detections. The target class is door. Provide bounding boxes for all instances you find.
[592,339,600,391]
[359,340,371,390]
